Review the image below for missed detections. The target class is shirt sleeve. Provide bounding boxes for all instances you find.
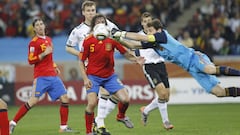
[28,41,41,65]
[152,31,167,43]
[80,39,90,61]
[66,28,85,51]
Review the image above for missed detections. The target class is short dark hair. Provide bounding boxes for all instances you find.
[81,0,96,11]
[141,12,152,21]
[90,14,107,31]
[32,18,44,27]
[147,19,164,30]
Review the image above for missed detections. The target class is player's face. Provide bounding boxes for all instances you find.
[94,17,106,25]
[141,17,152,31]
[146,27,157,35]
[33,20,46,36]
[82,5,96,22]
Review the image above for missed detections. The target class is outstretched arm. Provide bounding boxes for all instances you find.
[118,38,143,49]
[112,28,149,42]
[123,50,145,65]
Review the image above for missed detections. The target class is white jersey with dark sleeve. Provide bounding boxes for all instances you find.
[137,30,164,64]
[66,22,90,51]
[66,20,118,51]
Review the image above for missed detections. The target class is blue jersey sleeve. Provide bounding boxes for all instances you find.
[153,31,167,43]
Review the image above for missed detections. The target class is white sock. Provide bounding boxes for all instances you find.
[10,120,17,126]
[144,97,158,114]
[96,97,107,127]
[104,98,117,118]
[157,101,169,123]
[60,125,67,129]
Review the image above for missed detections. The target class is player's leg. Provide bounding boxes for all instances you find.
[9,78,48,134]
[95,87,110,129]
[114,88,134,128]
[85,75,102,135]
[155,84,173,130]
[9,96,38,134]
[211,85,240,97]
[0,99,9,135]
[104,95,118,119]
[85,92,98,135]
[191,53,240,97]
[105,74,134,129]
[140,97,158,126]
[190,69,240,98]
[140,63,173,129]
[195,52,240,76]
[50,76,76,133]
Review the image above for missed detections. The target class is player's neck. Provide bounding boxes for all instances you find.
[37,34,46,39]
[84,20,91,26]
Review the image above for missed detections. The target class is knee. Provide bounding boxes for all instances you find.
[87,99,98,111]
[28,97,39,107]
[204,65,216,74]
[0,99,7,109]
[120,96,130,104]
[155,85,170,99]
[211,90,225,97]
[60,94,69,103]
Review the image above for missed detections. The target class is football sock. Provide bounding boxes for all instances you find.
[0,109,9,135]
[216,66,240,76]
[144,97,158,114]
[117,102,129,119]
[225,87,240,97]
[60,102,69,126]
[85,111,94,134]
[157,98,169,123]
[104,96,117,118]
[95,97,107,128]
[13,102,31,123]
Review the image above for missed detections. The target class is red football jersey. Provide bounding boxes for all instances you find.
[81,35,127,78]
[28,36,57,78]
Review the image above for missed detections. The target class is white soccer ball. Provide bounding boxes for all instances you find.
[93,23,110,40]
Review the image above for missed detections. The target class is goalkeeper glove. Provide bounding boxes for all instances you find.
[111,28,126,38]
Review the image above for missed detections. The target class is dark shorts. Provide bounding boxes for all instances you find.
[143,62,169,89]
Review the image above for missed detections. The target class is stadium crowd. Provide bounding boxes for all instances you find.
[0,0,194,37]
[176,0,240,57]
[0,0,239,56]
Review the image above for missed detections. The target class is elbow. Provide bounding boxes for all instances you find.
[28,61,35,65]
[65,46,70,52]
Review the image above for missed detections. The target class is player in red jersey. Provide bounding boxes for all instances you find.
[0,98,9,135]
[79,14,145,135]
[65,1,134,131]
[9,18,77,134]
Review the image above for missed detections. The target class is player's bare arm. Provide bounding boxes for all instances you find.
[118,38,143,49]
[123,51,145,65]
[78,60,92,89]
[65,45,80,56]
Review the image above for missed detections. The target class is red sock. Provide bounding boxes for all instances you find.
[13,103,31,123]
[117,102,129,119]
[85,111,94,134]
[60,103,69,126]
[0,109,9,135]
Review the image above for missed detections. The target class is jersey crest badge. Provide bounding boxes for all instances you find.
[105,43,112,51]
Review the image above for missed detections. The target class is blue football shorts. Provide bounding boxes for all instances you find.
[33,76,67,101]
[86,73,124,95]
[188,52,219,93]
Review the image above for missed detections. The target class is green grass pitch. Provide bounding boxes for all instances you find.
[8,103,240,135]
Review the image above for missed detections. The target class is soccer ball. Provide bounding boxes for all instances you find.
[93,23,110,40]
